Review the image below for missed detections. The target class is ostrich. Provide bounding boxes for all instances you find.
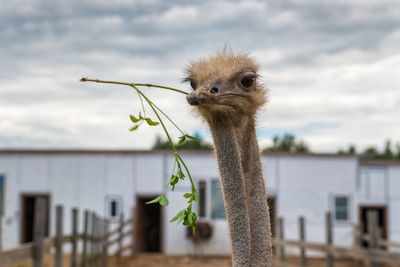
[185,49,272,267]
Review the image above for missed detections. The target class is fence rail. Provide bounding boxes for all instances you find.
[0,200,132,267]
[3,201,400,267]
[274,211,400,267]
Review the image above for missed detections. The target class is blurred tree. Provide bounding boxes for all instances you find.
[360,146,380,160]
[152,134,212,150]
[396,143,400,159]
[359,139,399,160]
[381,139,394,159]
[338,144,356,154]
[264,133,309,153]
[347,145,356,154]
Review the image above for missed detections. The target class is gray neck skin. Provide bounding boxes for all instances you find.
[236,117,273,267]
[209,120,252,267]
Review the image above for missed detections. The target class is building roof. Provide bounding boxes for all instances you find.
[0,149,358,158]
[4,149,400,165]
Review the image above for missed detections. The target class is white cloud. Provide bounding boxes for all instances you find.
[0,0,399,152]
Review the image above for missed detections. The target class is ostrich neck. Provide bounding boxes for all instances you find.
[236,117,273,267]
[209,120,251,267]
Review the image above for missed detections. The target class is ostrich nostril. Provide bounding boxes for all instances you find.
[210,87,219,94]
[187,93,200,105]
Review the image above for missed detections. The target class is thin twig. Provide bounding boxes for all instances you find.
[80,78,188,95]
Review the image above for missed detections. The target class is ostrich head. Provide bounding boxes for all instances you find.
[184,49,267,125]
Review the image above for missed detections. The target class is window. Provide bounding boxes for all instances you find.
[334,196,349,221]
[197,179,226,220]
[198,181,206,217]
[106,195,122,221]
[211,179,225,219]
[0,175,4,215]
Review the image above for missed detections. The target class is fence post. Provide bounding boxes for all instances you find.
[71,208,79,267]
[96,218,102,267]
[367,210,380,267]
[81,210,90,267]
[278,217,285,263]
[117,213,124,263]
[299,216,307,267]
[0,188,3,253]
[55,205,64,267]
[325,212,334,267]
[33,197,46,267]
[0,188,3,266]
[102,219,109,267]
[89,212,97,267]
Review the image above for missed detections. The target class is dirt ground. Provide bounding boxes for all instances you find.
[10,253,365,267]
[119,253,361,267]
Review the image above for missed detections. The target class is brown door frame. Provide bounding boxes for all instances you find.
[358,205,388,240]
[20,193,51,244]
[135,195,163,253]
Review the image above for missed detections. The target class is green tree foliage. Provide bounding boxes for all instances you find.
[152,134,212,150]
[338,144,357,155]
[361,139,400,160]
[263,133,309,153]
[341,139,400,160]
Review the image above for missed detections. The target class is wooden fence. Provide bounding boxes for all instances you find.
[0,198,133,267]
[274,211,400,267]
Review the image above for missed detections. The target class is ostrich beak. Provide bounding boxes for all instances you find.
[187,92,200,105]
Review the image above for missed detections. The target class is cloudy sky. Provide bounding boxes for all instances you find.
[1,0,399,152]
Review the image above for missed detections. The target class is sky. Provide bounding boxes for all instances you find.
[1,0,399,152]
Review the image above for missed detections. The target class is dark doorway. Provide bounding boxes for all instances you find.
[21,194,50,244]
[359,205,388,248]
[268,196,276,238]
[135,196,162,252]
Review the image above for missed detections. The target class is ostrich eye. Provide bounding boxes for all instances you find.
[240,76,255,89]
[190,80,197,90]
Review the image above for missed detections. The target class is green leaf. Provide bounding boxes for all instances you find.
[170,210,185,223]
[146,195,162,204]
[169,175,179,191]
[183,217,190,226]
[177,136,186,146]
[188,213,194,225]
[191,213,198,235]
[129,125,140,131]
[178,168,185,180]
[144,117,159,126]
[185,134,197,140]
[129,115,141,123]
[159,195,169,206]
[183,193,192,199]
[169,175,179,185]
[192,194,199,202]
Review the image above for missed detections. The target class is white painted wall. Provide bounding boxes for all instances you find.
[269,155,358,254]
[388,166,400,251]
[163,153,231,255]
[162,153,359,255]
[0,153,137,250]
[357,164,400,252]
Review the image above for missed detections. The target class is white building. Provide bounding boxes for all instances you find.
[0,150,399,254]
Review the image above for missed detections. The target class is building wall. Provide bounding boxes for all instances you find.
[389,166,400,249]
[163,153,230,255]
[0,153,141,250]
[1,151,398,256]
[357,164,400,252]
[271,156,358,253]
[162,153,358,255]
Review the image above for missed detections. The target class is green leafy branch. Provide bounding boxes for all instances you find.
[80,77,199,232]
